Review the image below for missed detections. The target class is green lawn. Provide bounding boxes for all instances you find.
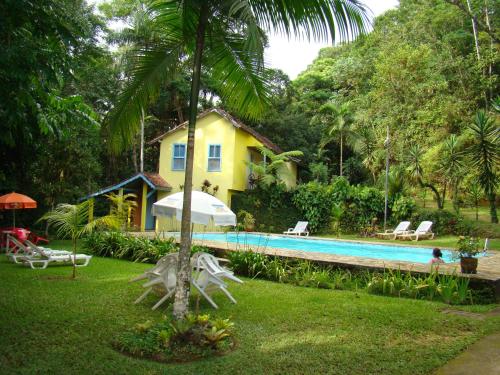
[416,198,500,238]
[318,234,500,251]
[1,240,499,375]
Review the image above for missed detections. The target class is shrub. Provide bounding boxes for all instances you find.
[410,208,469,236]
[227,250,484,305]
[82,231,211,263]
[367,269,473,305]
[114,314,235,363]
[231,187,301,232]
[292,182,335,232]
[391,196,417,222]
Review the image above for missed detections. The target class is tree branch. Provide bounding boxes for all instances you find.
[443,0,499,44]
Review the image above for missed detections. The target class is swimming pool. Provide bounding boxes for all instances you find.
[191,232,458,264]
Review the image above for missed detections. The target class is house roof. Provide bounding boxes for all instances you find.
[83,172,171,200]
[148,108,283,154]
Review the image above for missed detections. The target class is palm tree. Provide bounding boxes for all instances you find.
[316,102,354,177]
[107,0,368,319]
[246,146,303,188]
[466,111,499,223]
[407,144,445,209]
[105,192,138,231]
[40,200,119,279]
[353,125,382,184]
[438,134,464,213]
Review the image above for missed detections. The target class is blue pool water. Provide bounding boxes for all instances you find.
[191,232,459,264]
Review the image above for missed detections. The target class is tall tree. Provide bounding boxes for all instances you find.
[316,102,355,177]
[438,134,465,213]
[407,144,445,209]
[466,111,499,223]
[108,0,368,319]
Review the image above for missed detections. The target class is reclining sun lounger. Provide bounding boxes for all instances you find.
[376,221,411,240]
[283,221,309,236]
[396,221,434,241]
[20,240,91,269]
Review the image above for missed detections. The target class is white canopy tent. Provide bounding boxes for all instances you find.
[152,191,236,226]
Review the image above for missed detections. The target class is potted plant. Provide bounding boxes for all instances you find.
[455,236,481,274]
[237,210,255,232]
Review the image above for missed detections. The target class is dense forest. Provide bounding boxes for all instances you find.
[0,0,498,227]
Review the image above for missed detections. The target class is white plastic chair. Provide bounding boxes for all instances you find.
[133,253,179,310]
[134,254,177,310]
[283,221,309,236]
[130,253,178,283]
[191,252,243,309]
[376,221,411,240]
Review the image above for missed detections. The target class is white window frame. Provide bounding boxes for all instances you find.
[207,144,221,172]
[172,143,186,171]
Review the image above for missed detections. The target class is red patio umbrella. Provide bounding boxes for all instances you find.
[0,192,37,227]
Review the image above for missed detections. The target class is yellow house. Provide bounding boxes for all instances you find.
[86,108,298,232]
[150,108,298,231]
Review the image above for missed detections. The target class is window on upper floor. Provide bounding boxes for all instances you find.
[172,144,186,170]
[207,144,221,172]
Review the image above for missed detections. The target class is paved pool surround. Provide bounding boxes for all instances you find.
[135,232,500,300]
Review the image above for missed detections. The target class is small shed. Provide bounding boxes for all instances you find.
[84,172,171,231]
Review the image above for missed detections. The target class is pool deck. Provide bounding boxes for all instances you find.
[136,232,500,297]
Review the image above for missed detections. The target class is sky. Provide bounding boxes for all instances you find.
[265,0,399,79]
[91,0,399,79]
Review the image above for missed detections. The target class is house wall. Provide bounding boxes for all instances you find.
[158,112,236,205]
[155,112,298,232]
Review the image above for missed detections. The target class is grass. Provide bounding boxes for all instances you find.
[1,240,499,375]
[416,198,500,238]
[318,234,499,251]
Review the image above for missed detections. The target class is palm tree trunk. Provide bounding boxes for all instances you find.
[339,133,343,177]
[173,5,209,320]
[488,192,498,223]
[72,237,76,279]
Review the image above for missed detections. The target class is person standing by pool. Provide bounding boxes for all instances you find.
[429,248,445,267]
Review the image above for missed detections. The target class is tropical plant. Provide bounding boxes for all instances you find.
[466,180,483,221]
[406,144,445,209]
[107,0,368,319]
[315,102,355,177]
[105,192,138,230]
[246,146,303,188]
[39,200,120,278]
[353,125,382,184]
[237,210,256,231]
[455,236,481,258]
[438,135,464,213]
[466,111,499,223]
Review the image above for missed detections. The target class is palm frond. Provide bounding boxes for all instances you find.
[248,0,369,42]
[106,43,183,153]
[204,31,271,120]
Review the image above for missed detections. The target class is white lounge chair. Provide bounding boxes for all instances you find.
[376,221,411,240]
[283,221,309,236]
[191,252,243,309]
[20,240,91,269]
[7,236,70,264]
[132,253,179,310]
[396,221,434,241]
